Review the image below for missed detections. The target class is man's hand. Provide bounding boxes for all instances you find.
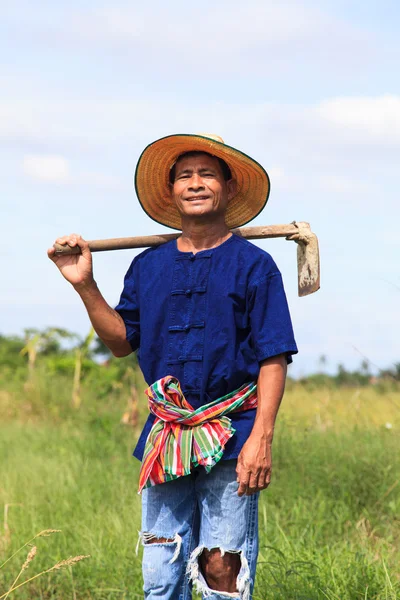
[47,233,94,289]
[236,433,272,496]
[236,354,287,497]
[47,233,133,358]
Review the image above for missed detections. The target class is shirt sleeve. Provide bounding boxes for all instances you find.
[114,259,140,351]
[248,270,298,364]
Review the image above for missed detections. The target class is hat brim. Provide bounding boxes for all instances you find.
[134,134,270,230]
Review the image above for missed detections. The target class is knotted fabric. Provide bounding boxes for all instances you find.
[138,376,257,493]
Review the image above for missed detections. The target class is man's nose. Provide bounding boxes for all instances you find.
[188,174,205,190]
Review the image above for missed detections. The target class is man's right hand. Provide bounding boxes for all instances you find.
[47,233,94,289]
[47,232,132,357]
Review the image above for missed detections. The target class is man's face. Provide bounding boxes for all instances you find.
[170,153,236,222]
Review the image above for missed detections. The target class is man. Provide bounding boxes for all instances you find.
[48,134,298,599]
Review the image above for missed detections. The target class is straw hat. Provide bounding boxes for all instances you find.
[134,133,270,230]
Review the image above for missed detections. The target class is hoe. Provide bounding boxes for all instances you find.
[54,221,320,297]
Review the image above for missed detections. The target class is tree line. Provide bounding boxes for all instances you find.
[1,329,399,395]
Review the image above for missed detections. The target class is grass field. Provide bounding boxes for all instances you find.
[1,375,399,599]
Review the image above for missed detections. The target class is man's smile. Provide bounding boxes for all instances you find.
[184,195,210,202]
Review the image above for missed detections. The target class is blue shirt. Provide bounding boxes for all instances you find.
[115,234,298,461]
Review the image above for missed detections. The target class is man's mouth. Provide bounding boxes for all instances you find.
[185,196,210,202]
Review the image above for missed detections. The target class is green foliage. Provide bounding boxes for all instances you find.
[1,389,399,599]
[0,335,25,370]
[381,362,400,381]
[0,331,399,598]
[1,330,399,390]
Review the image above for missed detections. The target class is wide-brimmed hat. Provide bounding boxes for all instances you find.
[134,133,270,230]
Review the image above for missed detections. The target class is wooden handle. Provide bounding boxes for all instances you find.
[53,223,308,255]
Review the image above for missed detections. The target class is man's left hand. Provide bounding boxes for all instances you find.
[236,434,272,496]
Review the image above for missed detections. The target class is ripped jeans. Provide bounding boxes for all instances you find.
[139,459,259,599]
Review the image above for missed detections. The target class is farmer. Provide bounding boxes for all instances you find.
[48,134,298,599]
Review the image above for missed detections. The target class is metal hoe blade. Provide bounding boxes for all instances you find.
[285,222,320,297]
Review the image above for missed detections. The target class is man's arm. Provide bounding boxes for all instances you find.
[47,233,133,357]
[236,353,287,496]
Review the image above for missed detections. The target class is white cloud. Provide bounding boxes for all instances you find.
[6,94,400,152]
[268,166,285,181]
[21,154,123,188]
[23,154,70,182]
[70,2,326,48]
[311,174,371,194]
[0,103,42,139]
[3,93,397,204]
[267,166,287,190]
[3,1,374,76]
[74,171,122,188]
[316,95,400,141]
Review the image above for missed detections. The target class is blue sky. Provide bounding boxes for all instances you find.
[1,0,399,376]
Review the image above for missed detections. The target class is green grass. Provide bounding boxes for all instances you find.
[0,377,399,599]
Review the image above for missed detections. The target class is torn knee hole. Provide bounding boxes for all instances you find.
[138,531,183,564]
[201,547,242,562]
[142,533,175,544]
[188,546,251,599]
[200,549,240,593]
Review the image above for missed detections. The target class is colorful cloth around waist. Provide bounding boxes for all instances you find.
[138,376,257,493]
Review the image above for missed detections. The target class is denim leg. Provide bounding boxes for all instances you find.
[187,460,259,600]
[141,474,198,600]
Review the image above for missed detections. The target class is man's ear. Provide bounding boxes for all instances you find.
[227,179,237,201]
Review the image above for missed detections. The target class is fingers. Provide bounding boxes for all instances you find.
[47,234,90,259]
[236,443,273,496]
[258,469,272,492]
[246,470,261,496]
[55,233,88,250]
[236,462,249,497]
[237,477,249,497]
[236,466,271,496]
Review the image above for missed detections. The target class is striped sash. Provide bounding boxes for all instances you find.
[138,376,257,493]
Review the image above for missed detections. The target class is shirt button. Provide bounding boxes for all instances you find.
[184,325,190,332]
[190,255,195,261]
[185,289,192,297]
